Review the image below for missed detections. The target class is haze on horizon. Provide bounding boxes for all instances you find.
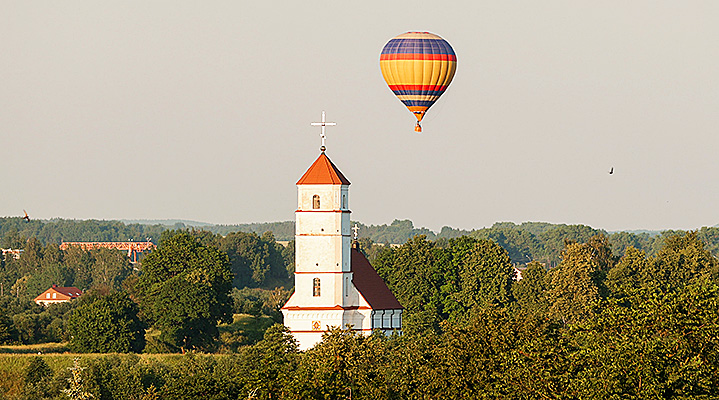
[2,1,719,233]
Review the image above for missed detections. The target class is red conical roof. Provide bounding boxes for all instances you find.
[296,152,351,185]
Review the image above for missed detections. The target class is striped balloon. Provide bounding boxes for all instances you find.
[380,32,457,132]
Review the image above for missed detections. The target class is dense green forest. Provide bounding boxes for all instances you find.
[1,217,719,398]
[5,216,719,266]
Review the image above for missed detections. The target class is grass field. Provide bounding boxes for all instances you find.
[219,313,276,342]
[0,352,192,398]
[0,314,275,398]
[0,342,70,354]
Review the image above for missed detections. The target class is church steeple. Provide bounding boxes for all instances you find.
[281,113,402,350]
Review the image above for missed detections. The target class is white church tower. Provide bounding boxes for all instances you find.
[282,113,402,350]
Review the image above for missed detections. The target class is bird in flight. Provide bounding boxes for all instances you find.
[609,167,614,175]
[22,210,30,222]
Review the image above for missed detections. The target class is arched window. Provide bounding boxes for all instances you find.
[312,195,320,209]
[342,194,347,209]
[313,278,321,297]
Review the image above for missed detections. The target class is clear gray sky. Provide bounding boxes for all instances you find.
[2,1,719,232]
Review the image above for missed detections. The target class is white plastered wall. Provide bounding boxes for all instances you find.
[285,177,392,350]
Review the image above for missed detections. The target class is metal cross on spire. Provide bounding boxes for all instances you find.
[310,111,336,152]
[352,223,359,240]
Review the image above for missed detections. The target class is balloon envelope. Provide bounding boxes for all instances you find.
[380,32,457,132]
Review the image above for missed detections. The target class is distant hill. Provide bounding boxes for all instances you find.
[607,229,662,236]
[119,220,295,240]
[120,219,215,227]
[208,222,294,240]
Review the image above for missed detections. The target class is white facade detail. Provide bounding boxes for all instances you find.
[282,172,366,350]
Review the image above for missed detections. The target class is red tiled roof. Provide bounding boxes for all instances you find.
[296,152,351,185]
[351,247,403,310]
[53,286,83,298]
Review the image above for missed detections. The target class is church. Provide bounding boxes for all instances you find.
[281,115,403,350]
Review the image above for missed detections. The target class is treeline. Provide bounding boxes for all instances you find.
[6,216,719,266]
[0,218,167,247]
[469,222,719,266]
[363,220,719,266]
[0,217,297,245]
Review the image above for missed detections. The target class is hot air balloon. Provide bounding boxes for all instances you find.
[380,32,457,132]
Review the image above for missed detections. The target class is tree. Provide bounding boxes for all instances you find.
[511,261,549,314]
[25,243,75,298]
[67,292,145,353]
[605,246,649,298]
[373,235,446,335]
[608,231,658,258]
[546,242,602,325]
[236,324,299,399]
[158,353,239,399]
[149,277,224,351]
[137,232,233,352]
[62,245,94,290]
[24,356,52,386]
[89,248,132,291]
[697,226,719,257]
[17,237,43,278]
[0,307,17,344]
[216,231,288,289]
[444,237,514,324]
[471,227,541,264]
[386,307,570,399]
[567,280,719,398]
[646,231,719,292]
[356,219,436,244]
[63,358,94,400]
[538,224,604,266]
[22,356,53,399]
[292,328,392,400]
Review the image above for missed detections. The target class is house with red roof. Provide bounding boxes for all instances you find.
[34,284,83,306]
[282,143,403,350]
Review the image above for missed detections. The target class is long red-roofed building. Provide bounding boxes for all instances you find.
[59,241,156,263]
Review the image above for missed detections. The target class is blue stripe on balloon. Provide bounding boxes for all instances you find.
[400,100,437,107]
[392,90,446,97]
[381,39,455,55]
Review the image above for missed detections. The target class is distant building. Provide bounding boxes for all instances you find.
[34,284,83,306]
[59,241,156,263]
[513,266,526,281]
[1,248,24,260]
[282,147,403,350]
